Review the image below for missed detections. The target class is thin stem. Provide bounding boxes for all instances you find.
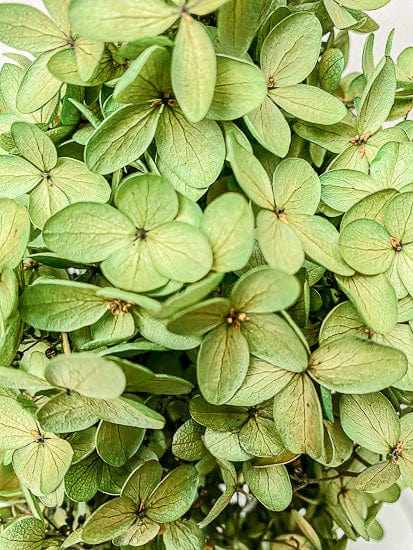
[353,451,371,468]
[281,309,311,355]
[43,513,61,532]
[21,486,45,526]
[61,332,71,355]
[295,493,320,505]
[292,471,359,490]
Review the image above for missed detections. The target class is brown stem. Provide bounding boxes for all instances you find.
[353,451,371,468]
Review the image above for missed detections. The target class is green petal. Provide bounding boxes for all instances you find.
[201,192,254,272]
[225,130,274,208]
[320,169,377,212]
[384,192,413,243]
[37,393,99,433]
[43,202,135,263]
[172,419,206,461]
[156,272,223,320]
[0,366,51,393]
[230,266,300,313]
[261,13,322,86]
[228,357,295,406]
[89,311,136,348]
[243,463,292,511]
[319,301,366,345]
[64,452,100,502]
[167,298,229,336]
[189,395,248,431]
[270,85,346,125]
[19,280,108,332]
[272,373,324,459]
[113,518,160,547]
[203,428,253,461]
[339,393,400,453]
[75,38,104,82]
[370,142,413,191]
[45,353,126,399]
[115,173,178,229]
[48,157,111,204]
[323,0,358,29]
[16,51,62,114]
[13,435,73,496]
[114,45,171,105]
[146,464,199,523]
[11,121,57,171]
[357,56,396,135]
[148,221,213,283]
[0,3,65,53]
[0,396,38,450]
[137,310,201,350]
[172,16,216,123]
[397,453,413,490]
[29,179,70,229]
[163,519,205,550]
[102,240,169,293]
[242,313,308,373]
[82,497,137,545]
[293,120,355,154]
[336,273,398,334]
[396,246,413,297]
[272,158,320,215]
[0,267,17,335]
[340,0,390,7]
[339,219,394,275]
[86,104,161,174]
[319,48,345,93]
[197,324,250,405]
[156,107,225,190]
[122,459,163,503]
[288,214,354,276]
[239,416,284,458]
[48,46,123,87]
[69,0,179,42]
[364,126,410,164]
[0,517,45,550]
[256,209,305,274]
[207,55,266,121]
[0,198,30,269]
[341,189,399,230]
[245,96,291,158]
[217,0,261,57]
[43,0,71,33]
[0,155,41,197]
[96,422,144,467]
[187,0,230,15]
[309,336,407,393]
[349,460,400,493]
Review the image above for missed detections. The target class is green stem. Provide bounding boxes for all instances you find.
[21,486,45,527]
[281,309,311,355]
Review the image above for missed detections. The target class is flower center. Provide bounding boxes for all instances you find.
[275,207,288,223]
[135,228,148,241]
[226,307,250,330]
[267,75,276,89]
[390,236,403,251]
[107,299,133,315]
[390,441,404,463]
[349,131,371,156]
[150,90,178,108]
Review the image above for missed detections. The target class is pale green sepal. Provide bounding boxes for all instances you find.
[172,16,216,123]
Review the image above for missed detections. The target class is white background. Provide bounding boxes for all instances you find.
[0,0,412,547]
